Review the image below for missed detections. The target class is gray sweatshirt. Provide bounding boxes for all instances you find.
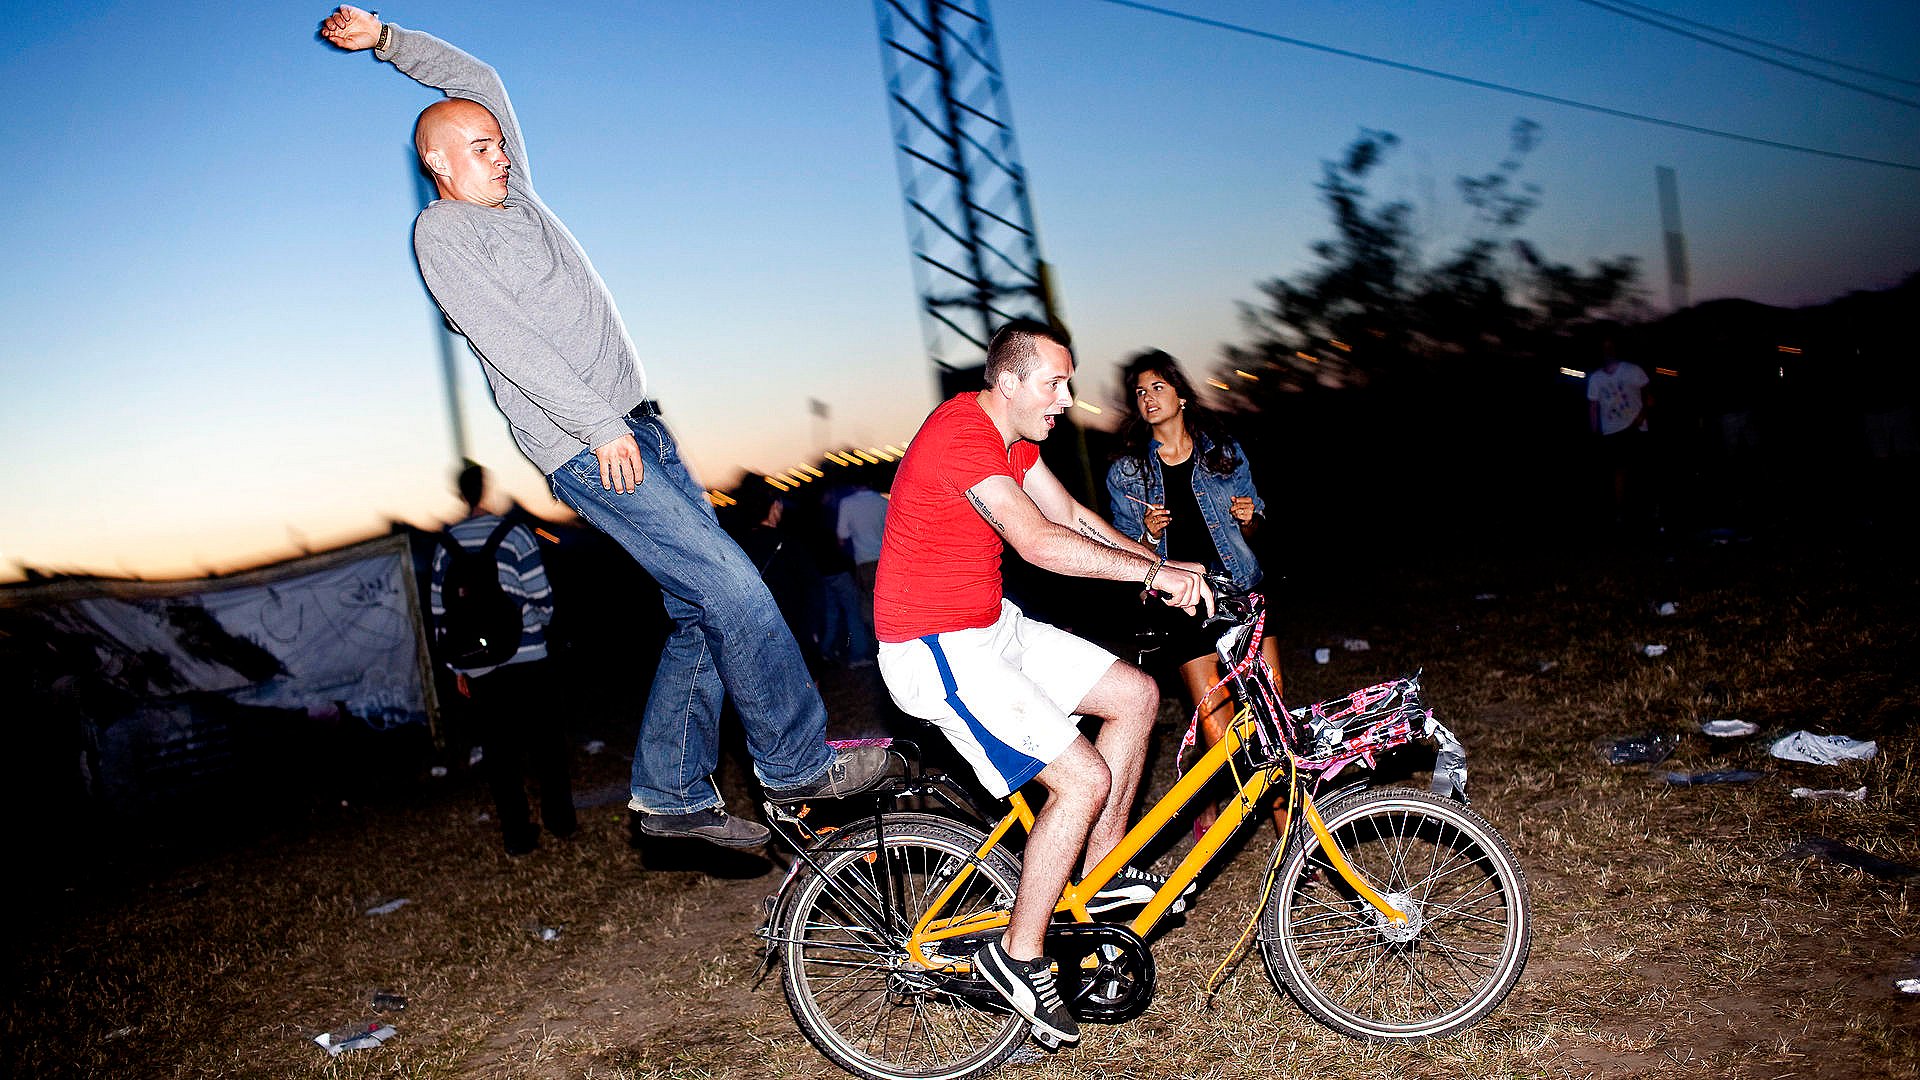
[378,25,649,476]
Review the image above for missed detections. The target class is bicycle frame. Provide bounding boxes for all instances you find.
[766,590,1521,1078]
[904,700,1408,973]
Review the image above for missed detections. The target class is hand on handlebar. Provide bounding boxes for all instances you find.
[1151,559,1215,620]
[1200,574,1258,626]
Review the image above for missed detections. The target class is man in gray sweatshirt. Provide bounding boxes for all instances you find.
[319,6,884,848]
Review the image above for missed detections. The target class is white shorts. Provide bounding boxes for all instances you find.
[878,599,1119,798]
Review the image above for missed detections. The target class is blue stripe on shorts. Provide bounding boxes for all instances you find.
[921,633,1047,794]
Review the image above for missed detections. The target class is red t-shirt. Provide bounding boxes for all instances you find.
[874,394,1041,641]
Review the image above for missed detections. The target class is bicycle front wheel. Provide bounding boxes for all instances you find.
[1259,788,1530,1040]
[778,813,1028,1080]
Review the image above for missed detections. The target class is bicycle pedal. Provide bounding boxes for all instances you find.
[1029,1028,1063,1051]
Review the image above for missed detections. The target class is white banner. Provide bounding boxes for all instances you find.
[2,534,434,728]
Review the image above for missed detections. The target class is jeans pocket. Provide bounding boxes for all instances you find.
[641,418,680,466]
[560,454,599,489]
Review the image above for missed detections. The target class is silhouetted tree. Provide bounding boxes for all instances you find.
[1223,121,1643,401]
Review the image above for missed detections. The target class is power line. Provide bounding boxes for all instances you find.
[1089,0,1920,173]
[1596,0,1920,91]
[1572,0,1919,110]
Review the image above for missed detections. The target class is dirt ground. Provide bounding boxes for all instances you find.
[5,529,1918,1080]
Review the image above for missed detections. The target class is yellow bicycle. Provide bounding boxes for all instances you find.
[760,586,1529,1080]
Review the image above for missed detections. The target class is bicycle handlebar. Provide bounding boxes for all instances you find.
[1201,573,1257,628]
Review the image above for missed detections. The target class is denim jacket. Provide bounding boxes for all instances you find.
[1105,433,1265,590]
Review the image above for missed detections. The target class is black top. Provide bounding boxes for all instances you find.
[1159,456,1212,567]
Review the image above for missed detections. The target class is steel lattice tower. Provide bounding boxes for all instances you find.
[874,0,1061,376]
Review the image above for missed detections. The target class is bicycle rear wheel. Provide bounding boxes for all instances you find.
[1259,788,1529,1040]
[778,813,1028,1080]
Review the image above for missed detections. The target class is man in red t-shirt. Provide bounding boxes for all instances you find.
[875,320,1212,1047]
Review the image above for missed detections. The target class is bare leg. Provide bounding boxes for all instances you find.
[1187,636,1288,838]
[1180,653,1230,835]
[1072,660,1159,874]
[1004,736,1108,959]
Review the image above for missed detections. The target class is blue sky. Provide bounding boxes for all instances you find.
[4,1,1916,580]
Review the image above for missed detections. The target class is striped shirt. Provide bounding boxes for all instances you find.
[428,513,554,675]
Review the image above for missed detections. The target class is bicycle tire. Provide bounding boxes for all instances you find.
[778,813,1029,1080]
[1258,788,1530,1040]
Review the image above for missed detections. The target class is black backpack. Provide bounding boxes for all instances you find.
[435,518,525,670]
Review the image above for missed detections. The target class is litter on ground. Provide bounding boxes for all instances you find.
[1781,837,1919,882]
[1700,719,1758,737]
[364,898,411,917]
[1663,770,1762,786]
[314,1023,395,1057]
[1791,786,1868,802]
[1605,732,1680,766]
[1770,731,1878,765]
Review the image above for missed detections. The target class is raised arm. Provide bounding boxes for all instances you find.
[968,471,1212,615]
[318,6,534,190]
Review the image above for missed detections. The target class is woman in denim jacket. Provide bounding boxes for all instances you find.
[1106,350,1284,836]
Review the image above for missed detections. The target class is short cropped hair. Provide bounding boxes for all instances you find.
[984,319,1071,384]
[456,463,486,508]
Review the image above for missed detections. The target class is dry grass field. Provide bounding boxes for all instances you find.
[4,526,1915,1080]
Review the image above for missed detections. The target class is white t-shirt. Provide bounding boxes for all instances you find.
[1587,361,1650,435]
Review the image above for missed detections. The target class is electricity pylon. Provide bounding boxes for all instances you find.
[873,0,1063,377]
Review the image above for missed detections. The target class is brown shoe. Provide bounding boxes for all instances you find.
[765,745,890,804]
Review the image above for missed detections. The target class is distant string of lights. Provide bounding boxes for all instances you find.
[1089,0,1920,172]
[744,445,912,495]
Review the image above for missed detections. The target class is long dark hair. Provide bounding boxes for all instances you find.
[1113,350,1239,477]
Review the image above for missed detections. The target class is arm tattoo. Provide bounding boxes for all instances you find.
[1076,515,1119,547]
[967,490,1008,534]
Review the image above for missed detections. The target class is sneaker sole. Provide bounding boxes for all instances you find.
[975,948,1079,1046]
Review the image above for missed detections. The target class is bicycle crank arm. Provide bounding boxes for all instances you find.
[1042,923,1156,1024]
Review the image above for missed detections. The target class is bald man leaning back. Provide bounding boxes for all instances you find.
[318,7,886,848]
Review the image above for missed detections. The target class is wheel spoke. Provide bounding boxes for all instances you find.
[782,817,1027,1079]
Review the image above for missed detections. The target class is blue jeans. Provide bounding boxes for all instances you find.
[549,416,834,813]
[817,571,874,664]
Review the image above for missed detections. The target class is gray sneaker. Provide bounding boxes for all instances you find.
[635,807,770,848]
[765,745,890,804]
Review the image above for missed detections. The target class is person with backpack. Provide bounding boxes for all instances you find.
[430,464,575,856]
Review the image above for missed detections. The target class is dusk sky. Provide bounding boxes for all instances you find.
[4,1,1916,581]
